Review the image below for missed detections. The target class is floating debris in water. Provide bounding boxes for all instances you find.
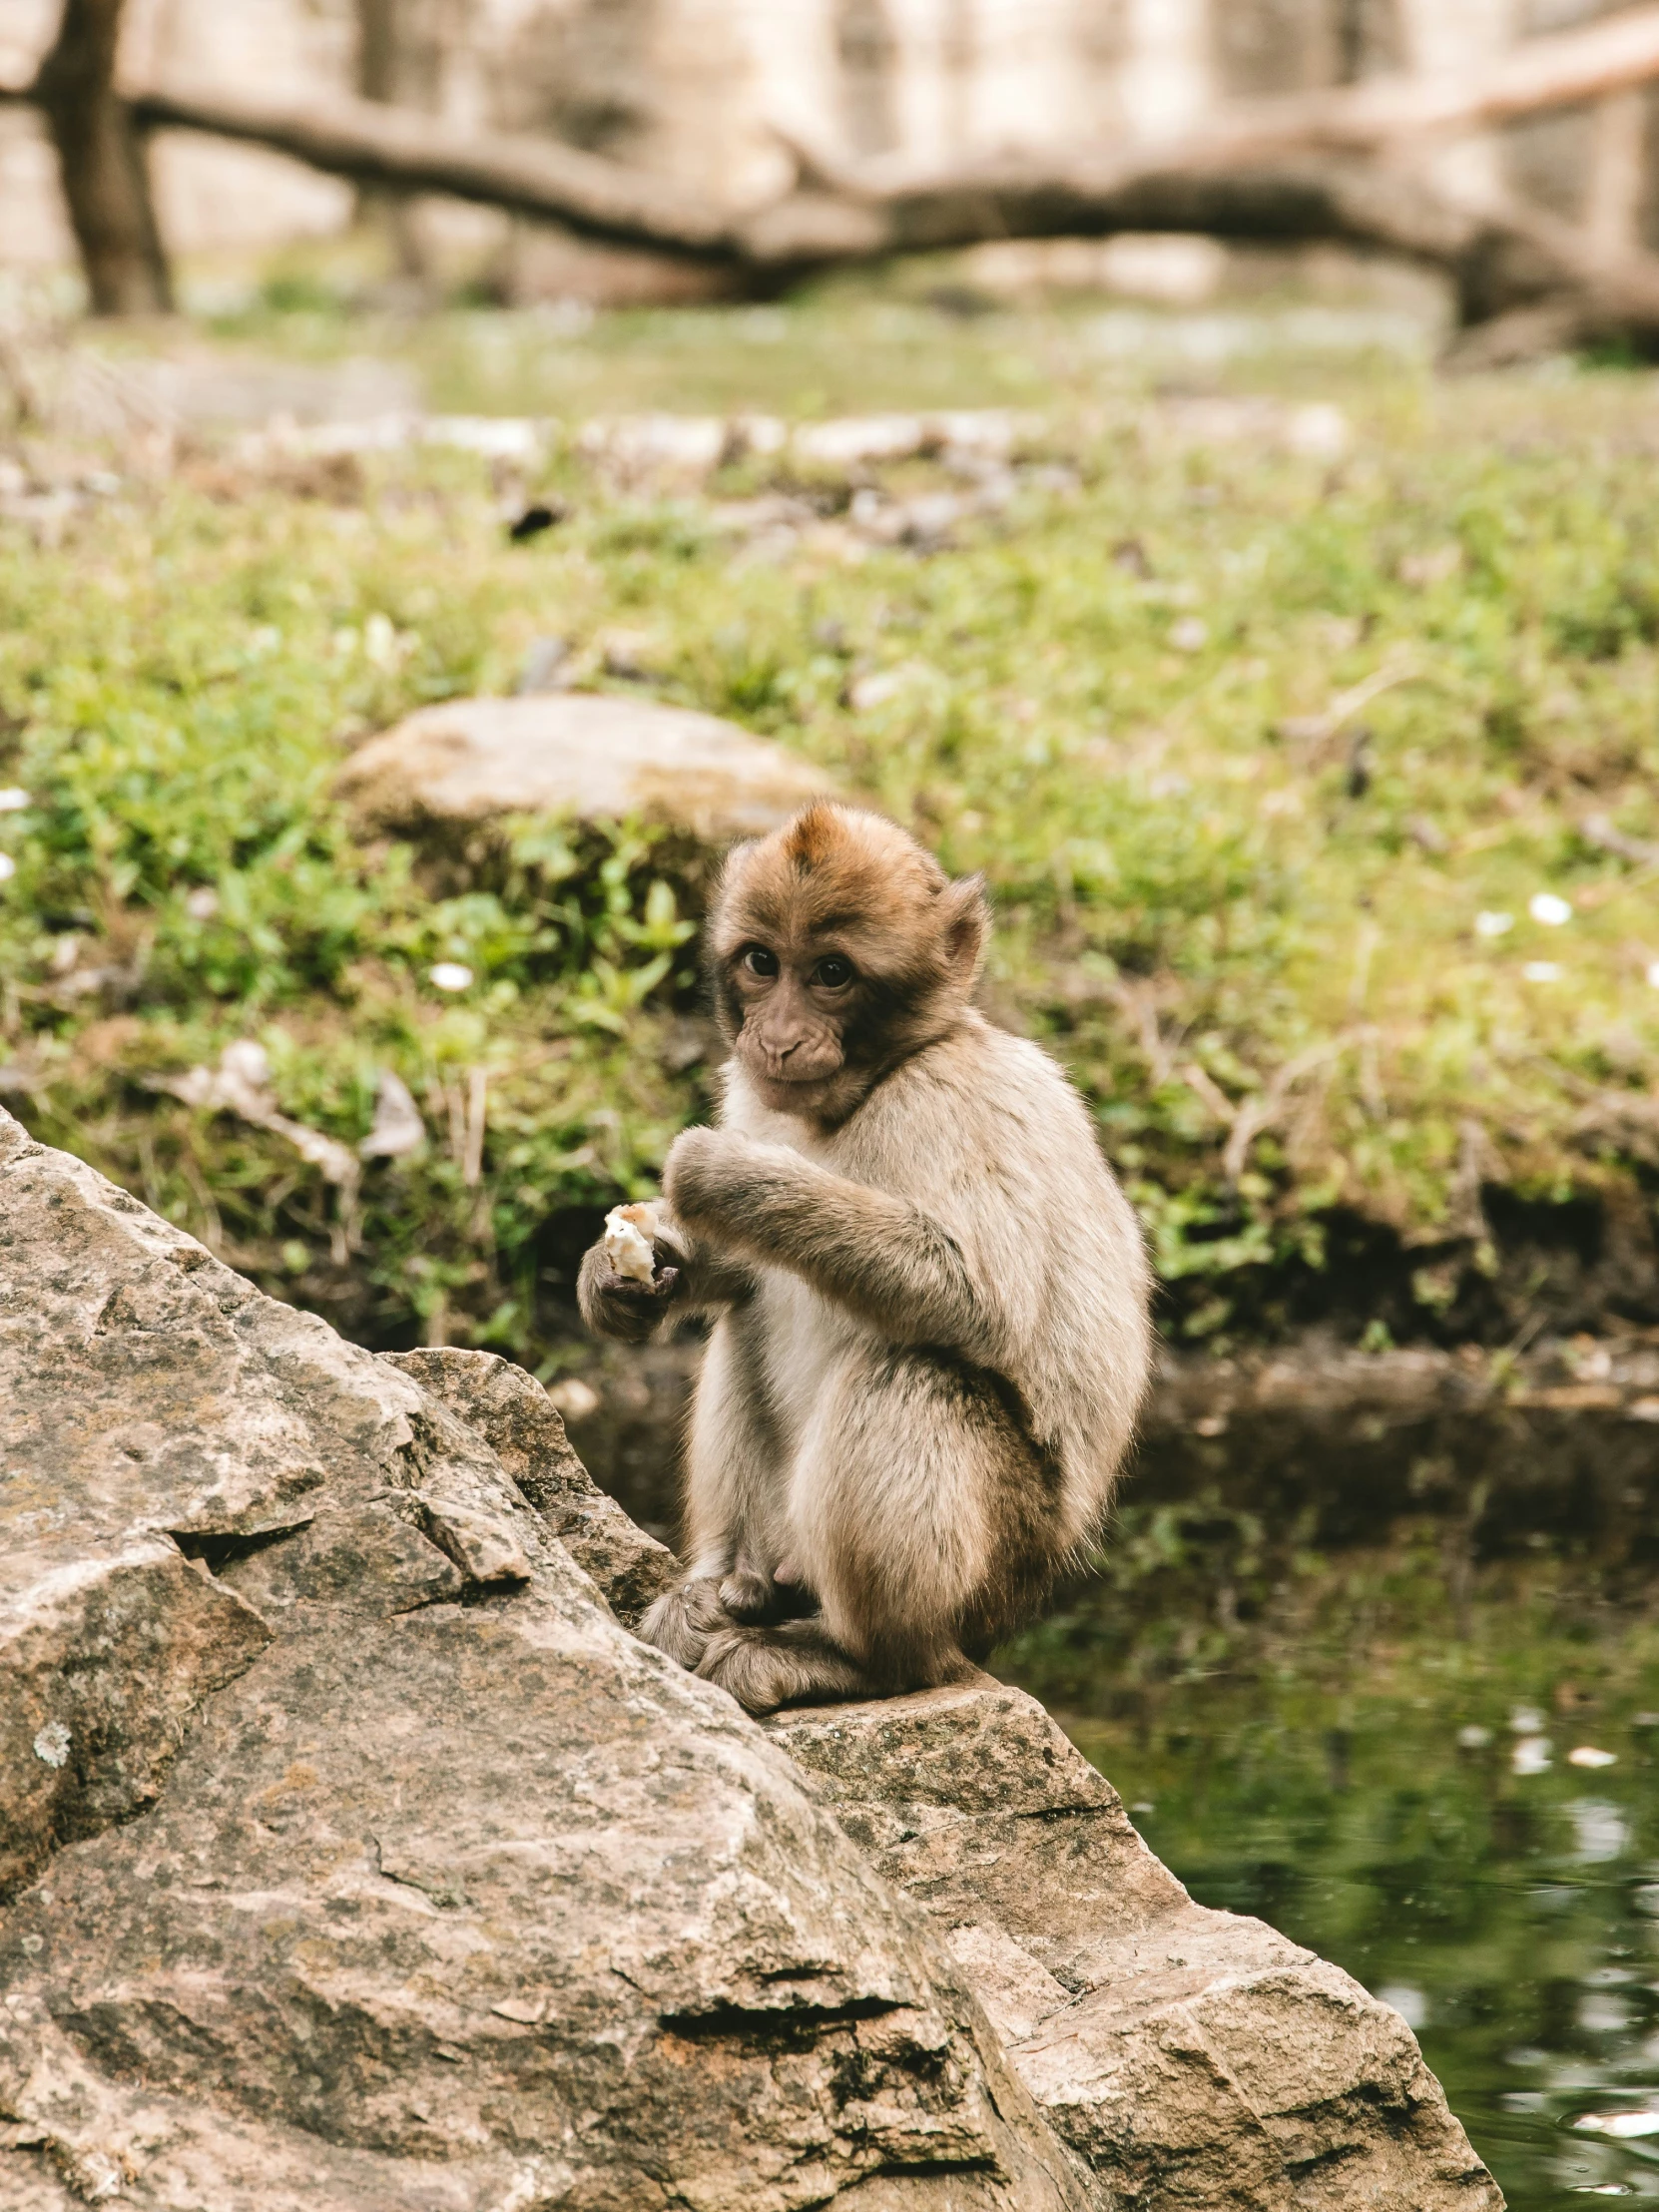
[1573,2112,1659,2139]
[1377,1982,1427,2028]
[1457,1725,1493,1749]
[1512,1736,1552,1775]
[1570,1801,1630,1864]
[1511,1706,1546,1733]
[1569,1746,1618,1768]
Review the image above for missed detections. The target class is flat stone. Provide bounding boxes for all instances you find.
[336,692,835,845]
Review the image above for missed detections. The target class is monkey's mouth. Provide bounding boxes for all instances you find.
[743,1046,844,1086]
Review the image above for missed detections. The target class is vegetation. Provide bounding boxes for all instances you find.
[5,276,1659,1368]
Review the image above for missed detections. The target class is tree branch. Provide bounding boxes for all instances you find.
[127,80,736,257]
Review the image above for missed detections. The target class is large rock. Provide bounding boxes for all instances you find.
[773,1683,1501,2210]
[0,1100,1501,2211]
[380,1345,677,1625]
[336,693,835,846]
[0,1106,1087,2210]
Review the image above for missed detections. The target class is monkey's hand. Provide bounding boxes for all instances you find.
[662,1126,771,1246]
[577,1237,682,1345]
[665,1125,981,1349]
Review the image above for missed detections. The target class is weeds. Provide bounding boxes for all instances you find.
[4,292,1659,1362]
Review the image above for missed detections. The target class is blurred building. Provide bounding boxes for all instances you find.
[0,0,1654,292]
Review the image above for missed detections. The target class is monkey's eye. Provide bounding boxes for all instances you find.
[813,954,854,989]
[743,945,780,979]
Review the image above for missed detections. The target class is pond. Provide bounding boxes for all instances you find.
[571,1352,1659,2207]
[999,1526,1659,2210]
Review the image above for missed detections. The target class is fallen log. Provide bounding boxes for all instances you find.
[7,0,1659,348]
[127,78,735,258]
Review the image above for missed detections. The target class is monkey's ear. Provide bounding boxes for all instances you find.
[940,874,989,988]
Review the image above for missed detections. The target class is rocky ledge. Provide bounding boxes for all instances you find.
[0,1103,1499,2210]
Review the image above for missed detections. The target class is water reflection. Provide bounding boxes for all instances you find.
[998,1546,1659,2209]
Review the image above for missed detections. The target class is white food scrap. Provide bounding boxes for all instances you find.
[604,1202,660,1284]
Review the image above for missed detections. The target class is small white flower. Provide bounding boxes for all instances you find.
[1569,1746,1618,1768]
[0,787,29,812]
[428,961,473,992]
[1475,911,1512,937]
[1524,961,1561,982]
[1530,891,1572,926]
[185,886,220,920]
[0,853,15,882]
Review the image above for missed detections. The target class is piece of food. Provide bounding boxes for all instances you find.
[603,1202,662,1285]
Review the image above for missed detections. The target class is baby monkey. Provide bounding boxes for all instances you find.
[579,803,1151,1714]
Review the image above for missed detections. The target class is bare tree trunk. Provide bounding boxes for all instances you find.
[33,0,172,315]
[358,0,399,107]
[355,0,426,276]
[1586,87,1647,261]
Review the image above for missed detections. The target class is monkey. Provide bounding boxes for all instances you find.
[578,802,1151,1715]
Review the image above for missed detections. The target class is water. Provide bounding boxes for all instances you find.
[1000,1536,1659,2208]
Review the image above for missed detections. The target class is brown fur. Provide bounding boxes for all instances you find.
[579,803,1153,1715]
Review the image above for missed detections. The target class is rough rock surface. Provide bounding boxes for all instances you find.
[772,1682,1502,2210]
[0,1100,1500,2211]
[0,1105,1088,2210]
[335,692,835,846]
[380,1346,677,1624]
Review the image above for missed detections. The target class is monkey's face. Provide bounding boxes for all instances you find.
[722,933,869,1119]
[709,804,988,1125]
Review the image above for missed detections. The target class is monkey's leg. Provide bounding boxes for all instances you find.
[695,1348,1058,1715]
[636,1315,789,1669]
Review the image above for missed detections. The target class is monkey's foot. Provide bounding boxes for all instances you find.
[718,1561,778,1622]
[696,1622,873,1716]
[637,1576,731,1671]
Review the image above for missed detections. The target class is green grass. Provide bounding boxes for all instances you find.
[5,283,1659,1366]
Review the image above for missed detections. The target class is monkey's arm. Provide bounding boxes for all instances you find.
[664,1127,983,1349]
[577,1229,755,1344]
